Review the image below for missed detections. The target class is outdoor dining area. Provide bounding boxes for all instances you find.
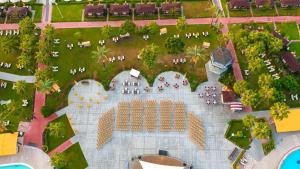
[198,85,218,105]
[156,73,189,92]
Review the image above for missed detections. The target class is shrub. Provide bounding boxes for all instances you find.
[41,105,55,117]
[219,67,235,88]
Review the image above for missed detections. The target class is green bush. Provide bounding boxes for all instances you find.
[219,67,235,88]
[262,140,275,155]
[41,105,55,117]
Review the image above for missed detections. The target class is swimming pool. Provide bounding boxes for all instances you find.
[280,148,300,169]
[0,163,33,169]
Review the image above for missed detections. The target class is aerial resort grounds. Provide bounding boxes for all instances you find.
[1,0,300,168]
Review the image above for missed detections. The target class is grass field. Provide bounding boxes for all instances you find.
[60,142,88,169]
[277,6,300,16]
[225,120,252,149]
[32,4,43,23]
[0,81,34,132]
[46,25,220,112]
[276,22,300,40]
[43,114,75,152]
[182,1,213,18]
[289,42,300,59]
[52,4,84,22]
[252,6,277,16]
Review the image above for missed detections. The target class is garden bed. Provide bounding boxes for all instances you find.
[225,120,252,149]
[58,142,88,169]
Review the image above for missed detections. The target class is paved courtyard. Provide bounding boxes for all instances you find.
[56,68,235,169]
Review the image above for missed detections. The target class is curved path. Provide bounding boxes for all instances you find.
[0,145,52,169]
[1,16,300,30]
[0,72,35,83]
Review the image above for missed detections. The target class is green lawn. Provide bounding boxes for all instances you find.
[52,4,84,22]
[46,25,220,113]
[276,22,300,40]
[134,14,158,20]
[225,120,252,149]
[229,9,251,17]
[59,142,88,169]
[0,81,34,132]
[32,4,43,23]
[277,6,300,16]
[43,114,75,152]
[109,15,132,21]
[252,6,277,16]
[182,1,213,18]
[289,42,300,59]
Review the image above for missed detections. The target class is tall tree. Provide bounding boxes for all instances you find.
[139,44,159,69]
[47,121,65,137]
[44,25,54,43]
[0,36,19,54]
[164,37,185,54]
[252,122,271,140]
[186,45,206,70]
[241,89,258,107]
[19,17,35,36]
[36,78,55,94]
[18,53,32,68]
[120,20,136,34]
[91,46,109,68]
[258,74,273,88]
[176,17,187,33]
[51,153,67,168]
[101,25,114,40]
[242,114,256,128]
[248,57,264,73]
[13,80,27,95]
[259,86,275,103]
[270,102,290,121]
[19,34,35,54]
[233,80,248,95]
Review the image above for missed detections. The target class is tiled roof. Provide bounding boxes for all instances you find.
[254,0,274,6]
[110,4,130,13]
[211,47,233,66]
[135,3,156,14]
[229,0,250,9]
[222,90,236,103]
[84,5,105,16]
[280,0,300,6]
[161,2,181,12]
[7,7,29,18]
[281,52,300,72]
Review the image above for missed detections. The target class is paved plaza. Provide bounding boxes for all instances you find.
[55,69,235,169]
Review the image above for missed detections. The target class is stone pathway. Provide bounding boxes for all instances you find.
[0,72,35,83]
[48,138,73,157]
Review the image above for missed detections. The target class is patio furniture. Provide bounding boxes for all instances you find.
[130,69,140,78]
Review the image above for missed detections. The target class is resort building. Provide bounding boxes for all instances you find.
[280,0,300,7]
[208,47,233,75]
[228,0,250,9]
[135,3,156,16]
[281,52,300,73]
[109,3,130,16]
[131,155,190,169]
[84,4,105,18]
[274,108,300,133]
[0,132,18,157]
[160,2,181,15]
[6,7,29,19]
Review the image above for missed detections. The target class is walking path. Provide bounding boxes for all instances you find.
[221,24,252,112]
[0,72,35,83]
[1,16,300,30]
[23,91,57,148]
[47,138,73,157]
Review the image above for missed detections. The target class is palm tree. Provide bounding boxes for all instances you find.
[242,114,256,128]
[47,122,65,138]
[13,80,27,95]
[91,46,109,69]
[36,78,54,94]
[270,102,290,121]
[252,122,271,140]
[51,153,67,168]
[186,45,205,70]
[258,74,272,88]
[259,86,275,103]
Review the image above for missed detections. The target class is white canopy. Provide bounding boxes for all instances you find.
[139,160,185,169]
[21,0,31,2]
[0,0,8,3]
[9,0,20,3]
[130,69,140,78]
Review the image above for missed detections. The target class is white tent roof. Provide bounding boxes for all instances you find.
[139,160,185,169]
[9,0,20,3]
[21,0,31,2]
[0,0,9,3]
[130,69,140,78]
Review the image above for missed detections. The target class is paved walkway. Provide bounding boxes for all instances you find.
[0,72,35,83]
[23,91,57,148]
[0,145,52,169]
[48,138,73,157]
[1,16,300,30]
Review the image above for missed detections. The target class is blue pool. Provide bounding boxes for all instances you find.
[0,164,31,169]
[280,148,300,169]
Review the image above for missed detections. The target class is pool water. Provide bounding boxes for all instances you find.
[0,164,31,169]
[281,148,300,169]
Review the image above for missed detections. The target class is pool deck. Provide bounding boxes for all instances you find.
[253,134,300,169]
[0,145,52,169]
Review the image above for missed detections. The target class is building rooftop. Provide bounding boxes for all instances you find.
[0,132,18,156]
[229,0,250,8]
[110,3,130,13]
[84,4,105,16]
[275,108,300,133]
[280,0,300,6]
[135,3,156,14]
[281,52,300,72]
[161,2,181,12]
[211,47,233,66]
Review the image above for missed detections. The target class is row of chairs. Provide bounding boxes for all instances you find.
[160,100,172,131]
[188,112,205,150]
[144,100,157,131]
[174,102,186,132]
[130,100,143,131]
[116,102,130,131]
[96,109,114,149]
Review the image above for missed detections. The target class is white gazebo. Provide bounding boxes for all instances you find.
[139,161,185,169]
[9,0,20,3]
[0,0,9,3]
[21,0,31,2]
[130,69,140,78]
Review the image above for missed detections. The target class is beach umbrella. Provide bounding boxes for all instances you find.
[9,0,20,3]
[0,0,9,3]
